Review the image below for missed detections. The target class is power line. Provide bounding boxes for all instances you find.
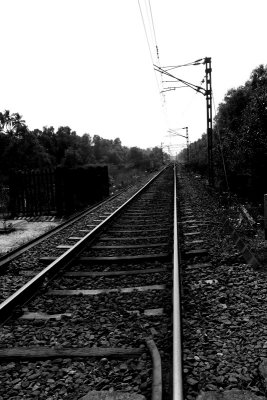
[137,3,206,144]
[144,0,157,52]
[143,0,165,103]
[179,74,206,118]
[163,58,205,71]
[137,0,165,97]
[154,64,206,95]
[137,0,156,70]
[137,0,169,141]
[161,86,188,93]
[148,0,159,60]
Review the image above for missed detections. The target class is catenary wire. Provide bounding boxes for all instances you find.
[178,75,206,120]
[144,0,165,102]
[162,58,205,71]
[137,0,162,95]
[137,0,171,141]
[148,0,160,60]
[154,64,206,95]
[144,0,157,50]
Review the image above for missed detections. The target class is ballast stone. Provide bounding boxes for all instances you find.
[196,390,266,400]
[259,357,267,388]
[79,391,146,400]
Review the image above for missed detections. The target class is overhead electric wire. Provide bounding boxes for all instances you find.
[143,0,165,102]
[177,74,206,128]
[148,0,159,59]
[137,0,170,142]
[162,58,205,71]
[137,0,161,97]
[161,86,188,93]
[138,1,157,74]
[154,64,198,91]
[144,0,157,51]
[163,80,186,83]
[154,64,206,95]
[137,1,207,147]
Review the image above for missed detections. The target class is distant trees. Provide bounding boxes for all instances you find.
[0,110,26,135]
[0,112,51,176]
[179,64,267,197]
[0,110,168,182]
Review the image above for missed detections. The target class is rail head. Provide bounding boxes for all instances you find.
[0,182,144,268]
[173,163,184,400]
[0,166,170,269]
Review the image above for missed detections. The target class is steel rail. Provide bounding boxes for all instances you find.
[0,167,167,269]
[0,183,139,269]
[0,166,170,322]
[173,163,184,399]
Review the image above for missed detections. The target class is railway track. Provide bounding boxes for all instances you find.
[0,165,179,400]
[0,173,161,304]
[2,164,266,400]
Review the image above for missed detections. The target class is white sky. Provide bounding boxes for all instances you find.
[1,0,267,154]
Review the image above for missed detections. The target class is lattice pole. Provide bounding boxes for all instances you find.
[205,57,213,186]
[185,127,189,163]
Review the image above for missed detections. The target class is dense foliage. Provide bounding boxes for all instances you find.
[179,64,267,197]
[0,110,168,183]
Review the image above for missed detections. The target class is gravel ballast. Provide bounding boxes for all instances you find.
[178,169,267,399]
[0,173,159,303]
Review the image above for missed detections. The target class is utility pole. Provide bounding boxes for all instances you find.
[185,126,189,163]
[168,127,189,163]
[205,57,213,186]
[155,57,213,183]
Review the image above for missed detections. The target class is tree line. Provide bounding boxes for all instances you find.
[0,110,167,182]
[179,64,267,198]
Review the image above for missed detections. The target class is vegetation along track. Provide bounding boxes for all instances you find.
[178,167,267,400]
[0,165,175,400]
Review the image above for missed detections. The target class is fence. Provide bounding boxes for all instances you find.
[0,185,9,220]
[9,166,109,216]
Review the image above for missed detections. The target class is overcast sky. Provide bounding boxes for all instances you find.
[1,0,267,154]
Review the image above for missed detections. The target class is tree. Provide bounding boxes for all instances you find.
[0,110,26,136]
[184,64,267,196]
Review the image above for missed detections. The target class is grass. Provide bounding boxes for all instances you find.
[108,165,151,193]
[0,220,59,255]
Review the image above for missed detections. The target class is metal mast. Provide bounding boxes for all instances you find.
[154,57,213,183]
[167,127,189,163]
[205,57,213,186]
[185,126,189,163]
